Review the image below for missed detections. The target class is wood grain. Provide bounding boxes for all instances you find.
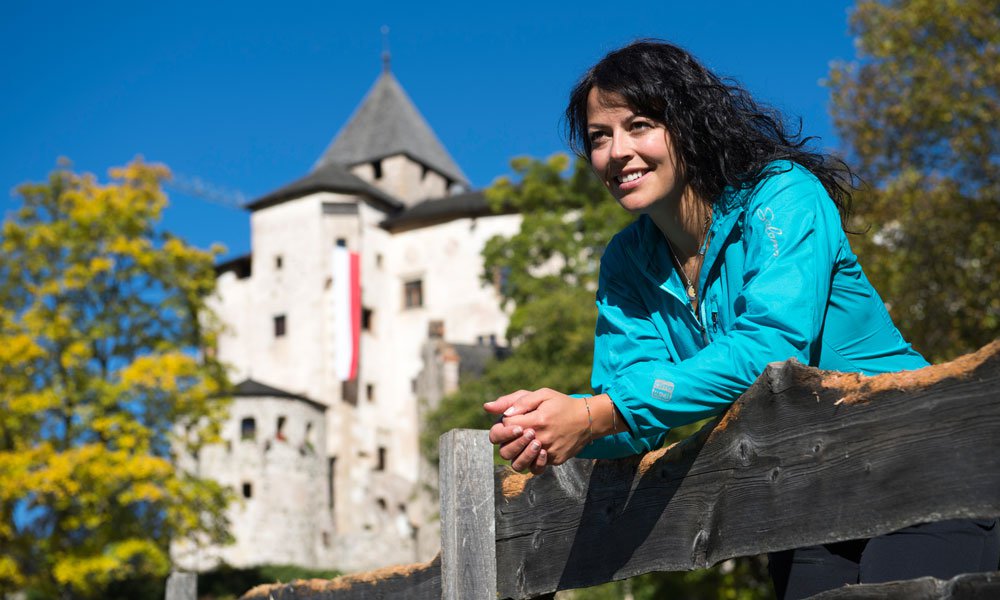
[809,571,1000,599]
[494,346,1000,599]
[440,429,497,600]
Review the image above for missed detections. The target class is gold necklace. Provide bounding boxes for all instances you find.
[665,213,712,301]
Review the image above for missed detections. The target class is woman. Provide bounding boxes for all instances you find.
[483,41,998,599]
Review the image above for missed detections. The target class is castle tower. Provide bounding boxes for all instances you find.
[175,67,520,572]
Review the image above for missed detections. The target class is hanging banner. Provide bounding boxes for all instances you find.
[333,245,360,381]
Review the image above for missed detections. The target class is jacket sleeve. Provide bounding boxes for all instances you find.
[592,166,843,447]
[576,231,672,459]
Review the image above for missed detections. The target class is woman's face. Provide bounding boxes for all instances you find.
[586,87,686,217]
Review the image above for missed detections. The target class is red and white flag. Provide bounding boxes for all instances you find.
[332,245,360,381]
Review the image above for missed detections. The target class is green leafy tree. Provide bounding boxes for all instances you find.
[828,0,999,361]
[0,160,232,598]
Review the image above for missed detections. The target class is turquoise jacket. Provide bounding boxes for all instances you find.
[579,161,927,459]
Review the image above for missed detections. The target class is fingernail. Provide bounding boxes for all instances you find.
[523,429,535,441]
[504,406,517,416]
[512,426,523,436]
[539,449,547,458]
[531,441,541,450]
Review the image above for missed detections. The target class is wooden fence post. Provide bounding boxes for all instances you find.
[439,429,497,600]
[165,571,196,600]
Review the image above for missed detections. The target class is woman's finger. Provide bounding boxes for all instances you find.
[503,388,555,417]
[511,438,542,472]
[488,422,523,445]
[498,429,535,461]
[483,390,529,415]
[530,448,548,475]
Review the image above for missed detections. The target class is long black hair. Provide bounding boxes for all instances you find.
[566,40,855,221]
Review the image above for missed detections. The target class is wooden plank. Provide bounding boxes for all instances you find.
[238,557,441,600]
[809,570,1000,599]
[440,429,497,600]
[494,343,1000,599]
[165,571,196,600]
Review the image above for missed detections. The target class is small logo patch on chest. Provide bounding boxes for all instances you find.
[652,379,674,401]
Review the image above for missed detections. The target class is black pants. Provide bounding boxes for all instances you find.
[768,519,1000,600]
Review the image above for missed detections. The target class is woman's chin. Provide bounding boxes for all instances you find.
[615,197,652,215]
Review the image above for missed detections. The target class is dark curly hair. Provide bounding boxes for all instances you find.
[566,40,855,221]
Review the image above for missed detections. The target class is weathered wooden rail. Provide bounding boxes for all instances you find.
[239,341,1000,600]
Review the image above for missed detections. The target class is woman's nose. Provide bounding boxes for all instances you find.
[609,132,632,161]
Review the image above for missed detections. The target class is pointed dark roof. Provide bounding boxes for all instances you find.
[313,72,468,186]
[233,379,326,412]
[246,162,403,213]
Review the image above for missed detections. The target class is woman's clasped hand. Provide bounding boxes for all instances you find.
[484,390,622,474]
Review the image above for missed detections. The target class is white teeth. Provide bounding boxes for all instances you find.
[618,171,644,184]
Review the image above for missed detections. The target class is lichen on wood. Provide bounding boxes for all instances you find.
[821,340,998,404]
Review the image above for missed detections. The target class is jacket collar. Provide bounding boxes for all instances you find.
[623,188,747,290]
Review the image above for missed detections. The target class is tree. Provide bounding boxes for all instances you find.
[828,0,999,361]
[0,160,232,598]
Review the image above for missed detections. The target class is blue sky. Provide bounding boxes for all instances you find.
[1,1,857,259]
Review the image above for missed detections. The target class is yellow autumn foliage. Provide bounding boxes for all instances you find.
[0,159,232,598]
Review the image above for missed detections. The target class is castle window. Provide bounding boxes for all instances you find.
[362,307,373,332]
[366,384,375,403]
[342,379,358,406]
[275,255,283,270]
[274,314,286,337]
[403,279,423,309]
[328,457,336,510]
[303,421,315,453]
[428,320,444,338]
[276,416,286,441]
[375,253,383,268]
[336,238,347,248]
[242,482,253,499]
[372,160,383,180]
[375,446,387,471]
[240,417,256,441]
[411,378,418,393]
[492,266,511,296]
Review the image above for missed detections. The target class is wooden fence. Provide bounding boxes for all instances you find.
[233,341,1000,600]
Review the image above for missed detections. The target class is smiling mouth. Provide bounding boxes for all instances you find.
[616,171,647,184]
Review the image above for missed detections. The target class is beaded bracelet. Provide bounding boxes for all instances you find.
[583,396,594,444]
[609,396,617,433]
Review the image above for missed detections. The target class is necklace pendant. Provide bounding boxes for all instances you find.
[687,284,696,299]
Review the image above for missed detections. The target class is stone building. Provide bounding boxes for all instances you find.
[173,66,520,572]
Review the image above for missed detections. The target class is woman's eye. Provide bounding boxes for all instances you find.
[631,120,652,131]
[589,131,608,144]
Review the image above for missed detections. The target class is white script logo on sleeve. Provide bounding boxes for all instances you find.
[755,207,783,257]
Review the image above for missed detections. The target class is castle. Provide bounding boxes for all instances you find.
[172,64,520,572]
